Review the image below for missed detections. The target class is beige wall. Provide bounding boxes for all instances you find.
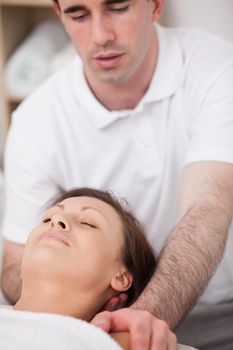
[0,103,4,167]
[160,0,233,42]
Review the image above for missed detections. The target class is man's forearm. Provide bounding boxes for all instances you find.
[1,240,23,305]
[132,201,232,329]
[1,262,22,304]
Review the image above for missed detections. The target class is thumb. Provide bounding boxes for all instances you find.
[91,311,112,333]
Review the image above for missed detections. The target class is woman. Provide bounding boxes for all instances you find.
[0,187,194,350]
[1,187,156,350]
[16,187,156,315]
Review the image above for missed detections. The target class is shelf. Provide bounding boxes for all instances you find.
[0,0,56,144]
[0,0,52,7]
[7,94,24,104]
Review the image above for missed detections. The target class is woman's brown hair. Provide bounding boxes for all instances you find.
[51,187,156,306]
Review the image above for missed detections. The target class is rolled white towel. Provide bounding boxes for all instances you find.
[0,308,122,350]
[49,42,77,73]
[0,307,198,350]
[4,20,69,98]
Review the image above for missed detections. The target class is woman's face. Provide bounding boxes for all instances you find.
[22,196,128,295]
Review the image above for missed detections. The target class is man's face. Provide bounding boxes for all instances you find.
[56,0,162,85]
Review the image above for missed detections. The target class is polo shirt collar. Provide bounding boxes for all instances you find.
[141,23,184,105]
[74,59,121,129]
[75,23,184,130]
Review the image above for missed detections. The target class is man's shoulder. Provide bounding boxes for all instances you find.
[159,25,233,94]
[157,24,233,87]
[170,25,233,65]
[169,25,232,48]
[14,57,82,118]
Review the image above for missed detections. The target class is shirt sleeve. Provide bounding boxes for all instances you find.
[1,107,60,244]
[184,40,233,165]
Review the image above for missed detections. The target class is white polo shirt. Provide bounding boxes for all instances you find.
[2,24,233,305]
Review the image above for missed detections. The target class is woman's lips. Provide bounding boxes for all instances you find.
[93,53,125,69]
[39,231,70,247]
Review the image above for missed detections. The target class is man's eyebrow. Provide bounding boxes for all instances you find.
[64,5,86,14]
[63,0,130,13]
[104,0,131,5]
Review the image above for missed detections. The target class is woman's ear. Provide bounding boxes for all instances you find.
[110,271,133,292]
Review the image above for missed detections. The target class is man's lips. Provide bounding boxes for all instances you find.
[92,53,125,69]
[39,230,70,247]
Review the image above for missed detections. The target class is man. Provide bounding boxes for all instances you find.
[1,0,233,349]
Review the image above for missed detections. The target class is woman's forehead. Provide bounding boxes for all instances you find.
[58,196,120,220]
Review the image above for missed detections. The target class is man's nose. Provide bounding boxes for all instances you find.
[91,16,115,46]
[50,215,70,231]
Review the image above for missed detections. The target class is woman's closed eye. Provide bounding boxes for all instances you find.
[42,217,97,229]
[80,221,97,229]
[42,218,51,223]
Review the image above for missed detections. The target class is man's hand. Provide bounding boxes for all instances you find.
[91,308,177,350]
[102,293,128,311]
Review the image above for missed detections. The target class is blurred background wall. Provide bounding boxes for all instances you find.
[160,0,233,42]
[0,95,4,168]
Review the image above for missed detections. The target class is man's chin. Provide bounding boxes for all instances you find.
[92,69,131,86]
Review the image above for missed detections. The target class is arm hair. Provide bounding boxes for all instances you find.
[132,162,233,328]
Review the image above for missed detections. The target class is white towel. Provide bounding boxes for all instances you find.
[49,42,77,73]
[4,20,69,97]
[0,308,197,350]
[0,308,122,350]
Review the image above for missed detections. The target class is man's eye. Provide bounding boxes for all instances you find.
[80,222,97,229]
[110,5,130,13]
[71,13,88,22]
[42,218,51,223]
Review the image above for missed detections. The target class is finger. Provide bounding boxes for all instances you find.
[107,309,154,350]
[118,293,128,308]
[91,311,112,332]
[105,296,121,312]
[167,332,177,350]
[150,319,170,350]
[129,319,152,350]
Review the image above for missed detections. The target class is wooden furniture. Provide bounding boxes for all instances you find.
[0,0,57,142]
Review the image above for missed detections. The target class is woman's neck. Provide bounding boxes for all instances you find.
[14,283,103,321]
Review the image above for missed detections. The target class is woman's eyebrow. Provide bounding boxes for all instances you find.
[81,206,107,221]
[53,203,107,222]
[56,203,64,210]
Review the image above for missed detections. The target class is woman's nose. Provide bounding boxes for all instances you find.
[50,215,70,231]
